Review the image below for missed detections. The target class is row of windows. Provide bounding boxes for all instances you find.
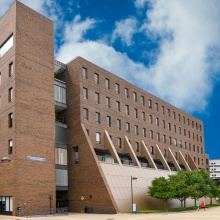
[92,125,203,154]
[84,108,203,143]
[82,68,202,131]
[95,132,204,165]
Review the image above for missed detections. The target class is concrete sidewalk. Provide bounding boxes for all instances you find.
[1,206,220,220]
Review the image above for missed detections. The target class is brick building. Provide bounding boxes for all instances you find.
[0,1,209,216]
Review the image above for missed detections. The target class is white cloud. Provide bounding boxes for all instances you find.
[111,17,138,46]
[139,0,220,112]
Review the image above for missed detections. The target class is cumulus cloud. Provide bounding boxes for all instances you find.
[139,0,220,112]
[111,17,138,46]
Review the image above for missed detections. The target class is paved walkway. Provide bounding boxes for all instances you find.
[1,207,220,220]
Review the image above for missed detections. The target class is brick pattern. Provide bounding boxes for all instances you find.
[0,2,55,216]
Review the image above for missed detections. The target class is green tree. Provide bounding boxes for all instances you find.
[169,171,191,208]
[148,177,174,210]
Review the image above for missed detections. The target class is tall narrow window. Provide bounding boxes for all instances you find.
[169,137,172,145]
[156,117,159,126]
[148,99,152,108]
[9,113,13,128]
[116,101,120,111]
[106,116,111,127]
[9,87,13,102]
[167,108,170,117]
[115,83,120,94]
[95,92,100,104]
[9,62,13,77]
[173,111,176,119]
[142,112,145,121]
[162,106,165,114]
[174,139,177,146]
[178,114,181,121]
[83,108,88,120]
[82,67,87,79]
[118,138,122,148]
[117,119,121,130]
[150,130,153,139]
[183,116,185,124]
[96,132,101,144]
[162,120,165,129]
[135,142,139,152]
[126,122,130,132]
[105,78,110,89]
[157,132,160,141]
[149,115,153,124]
[134,108,138,118]
[142,128,146,137]
[164,149,166,157]
[133,92,137,102]
[168,123,171,131]
[8,139,13,154]
[106,97,110,108]
[96,112,100,124]
[0,73,1,85]
[155,102,158,111]
[141,96,145,105]
[179,127,181,135]
[151,146,154,155]
[83,87,88,99]
[163,135,166,143]
[135,125,138,135]
[179,140,182,148]
[125,105,129,115]
[94,73,99,84]
[174,125,176,133]
[125,88,129,97]
[74,147,79,164]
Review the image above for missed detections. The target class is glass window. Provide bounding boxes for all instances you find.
[162,120,165,129]
[55,148,67,165]
[135,125,138,135]
[106,116,111,127]
[163,135,166,143]
[96,112,100,124]
[115,83,120,94]
[157,132,160,141]
[149,115,153,124]
[74,147,79,164]
[83,87,88,99]
[96,132,101,144]
[142,112,145,121]
[126,122,130,132]
[125,105,129,115]
[148,99,152,108]
[117,119,121,130]
[164,149,166,157]
[178,114,181,121]
[155,102,158,111]
[105,78,110,89]
[118,138,122,148]
[95,92,100,104]
[125,88,129,97]
[141,96,145,105]
[82,67,87,79]
[151,146,154,155]
[167,108,170,117]
[150,130,153,139]
[9,62,13,77]
[156,117,159,126]
[0,35,13,58]
[174,139,177,146]
[8,139,13,154]
[133,92,137,102]
[169,137,172,145]
[174,125,176,133]
[94,73,99,84]
[106,97,110,108]
[56,169,68,186]
[83,108,88,120]
[135,142,139,152]
[9,87,13,102]
[162,106,165,114]
[134,108,138,118]
[143,128,146,137]
[179,127,181,135]
[116,101,120,111]
[173,111,176,119]
[9,113,13,128]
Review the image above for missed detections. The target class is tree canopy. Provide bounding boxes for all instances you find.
[148,169,220,209]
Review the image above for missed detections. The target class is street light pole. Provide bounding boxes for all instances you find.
[131,176,137,214]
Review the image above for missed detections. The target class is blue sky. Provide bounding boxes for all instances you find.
[1,0,220,159]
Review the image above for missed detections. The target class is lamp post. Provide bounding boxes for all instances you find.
[131,176,137,214]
